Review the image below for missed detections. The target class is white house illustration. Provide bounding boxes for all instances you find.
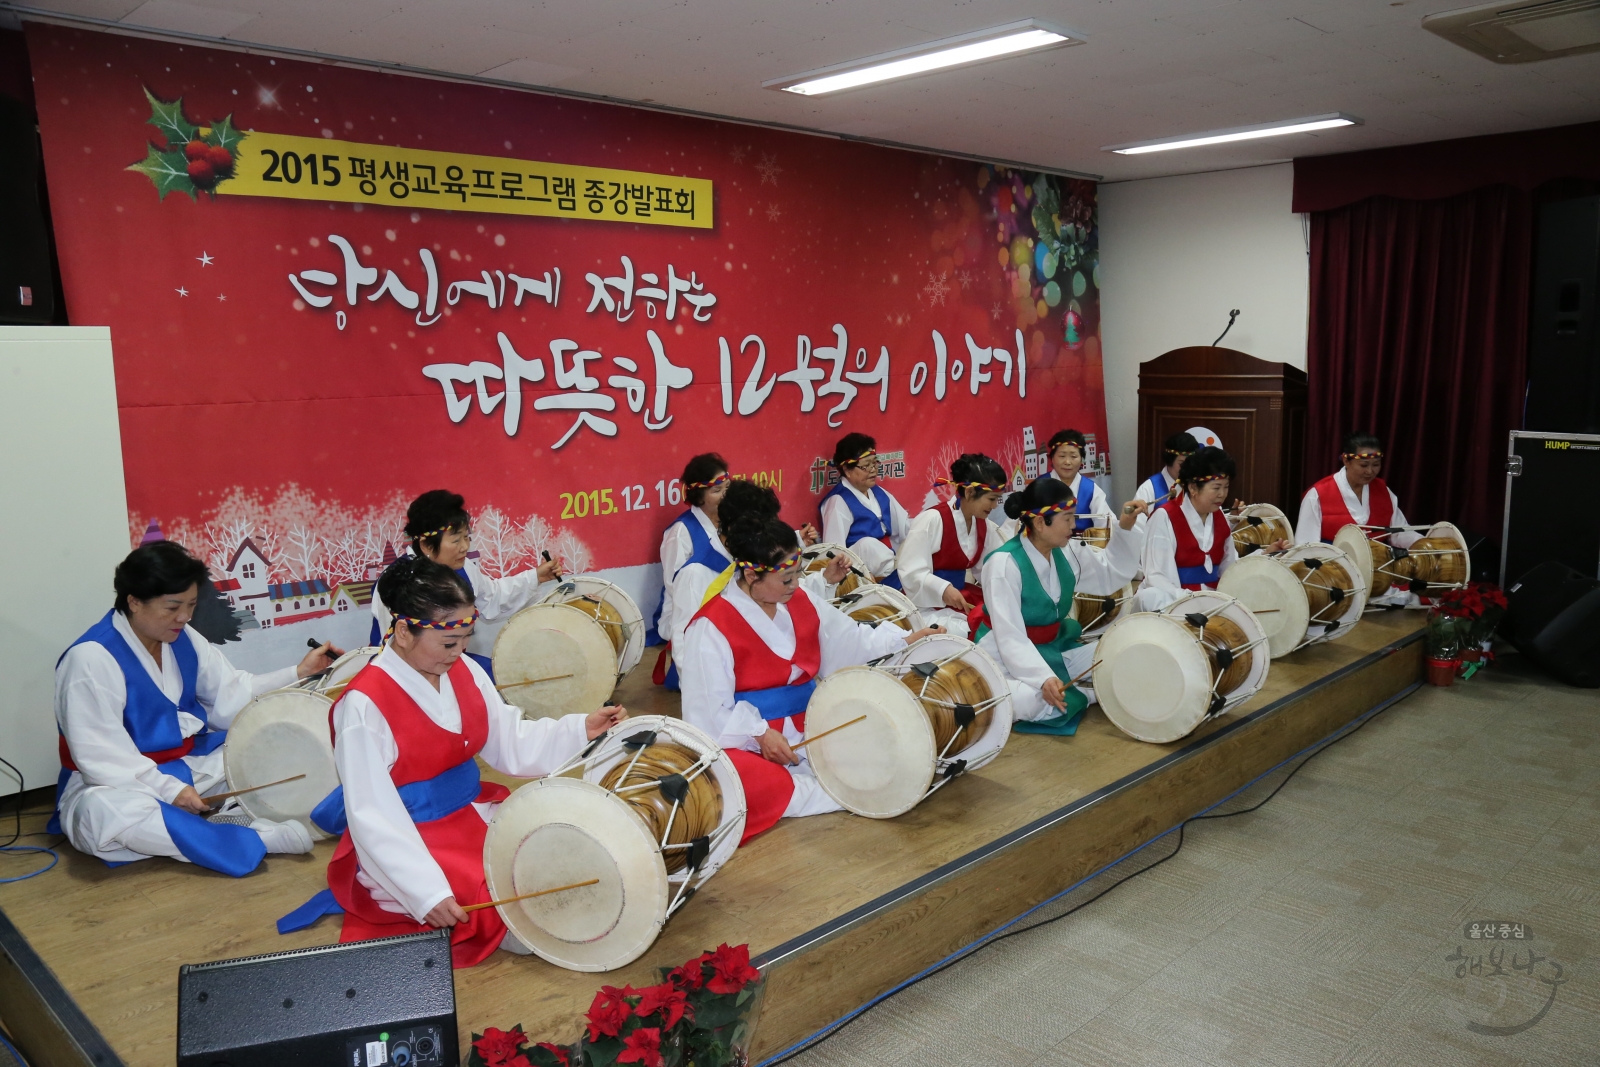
[221,538,273,626]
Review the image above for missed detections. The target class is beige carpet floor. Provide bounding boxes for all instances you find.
[776,652,1599,1067]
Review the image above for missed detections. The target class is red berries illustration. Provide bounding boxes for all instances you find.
[130,88,246,201]
[181,139,234,189]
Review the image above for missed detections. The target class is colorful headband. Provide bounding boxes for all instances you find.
[838,448,877,468]
[936,477,1006,494]
[1166,450,1194,458]
[1342,451,1383,460]
[1021,502,1074,518]
[1187,474,1228,486]
[412,523,468,542]
[386,609,481,641]
[685,473,731,490]
[735,551,800,574]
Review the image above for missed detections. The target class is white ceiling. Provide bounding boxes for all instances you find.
[13,0,1600,181]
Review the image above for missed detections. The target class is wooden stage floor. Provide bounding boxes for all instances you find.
[0,610,1425,1067]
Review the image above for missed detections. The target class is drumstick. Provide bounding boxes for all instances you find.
[496,673,576,691]
[793,714,867,750]
[206,774,307,806]
[462,878,601,913]
[1069,660,1102,685]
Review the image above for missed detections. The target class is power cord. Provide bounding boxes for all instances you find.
[0,757,60,884]
[0,1027,31,1067]
[760,688,1408,1066]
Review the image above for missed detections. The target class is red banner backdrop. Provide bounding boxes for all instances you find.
[27,24,1104,650]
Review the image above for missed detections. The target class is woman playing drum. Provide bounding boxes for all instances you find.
[304,557,626,968]
[52,542,335,875]
[897,453,1008,639]
[1133,431,1199,520]
[819,431,911,589]
[1295,432,1420,605]
[653,453,733,688]
[1137,448,1287,612]
[976,478,1145,734]
[370,490,563,677]
[1038,429,1115,534]
[680,487,941,843]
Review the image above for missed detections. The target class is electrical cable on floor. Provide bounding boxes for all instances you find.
[759,687,1412,1067]
[0,757,59,883]
[0,1027,31,1067]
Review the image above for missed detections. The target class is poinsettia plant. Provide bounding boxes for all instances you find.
[1434,582,1509,648]
[469,944,764,1067]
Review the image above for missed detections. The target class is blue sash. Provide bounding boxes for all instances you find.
[933,567,968,590]
[736,678,818,721]
[821,483,902,590]
[1074,475,1096,532]
[1177,564,1218,588]
[1144,471,1173,505]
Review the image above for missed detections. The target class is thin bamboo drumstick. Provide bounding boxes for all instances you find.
[1070,660,1102,686]
[496,673,575,691]
[206,774,307,806]
[793,714,868,751]
[463,878,601,913]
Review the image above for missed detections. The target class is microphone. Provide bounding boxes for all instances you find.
[1213,309,1241,346]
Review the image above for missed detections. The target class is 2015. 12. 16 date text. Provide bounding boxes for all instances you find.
[558,479,687,519]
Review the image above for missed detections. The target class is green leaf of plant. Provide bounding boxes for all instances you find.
[127,145,196,200]
[206,113,245,155]
[143,86,197,149]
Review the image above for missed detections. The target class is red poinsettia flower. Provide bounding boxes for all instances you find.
[668,952,712,991]
[634,983,691,1029]
[474,1027,528,1067]
[704,943,761,994]
[616,1027,663,1067]
[504,1055,532,1067]
[585,986,637,1041]
[533,1045,569,1067]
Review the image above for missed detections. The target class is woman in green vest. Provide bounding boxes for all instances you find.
[975,477,1145,734]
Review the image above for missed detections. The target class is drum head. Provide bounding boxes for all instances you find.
[801,543,874,595]
[314,646,381,699]
[1331,525,1377,597]
[484,777,668,972]
[493,604,618,720]
[805,669,935,819]
[1094,613,1217,743]
[579,715,746,882]
[222,689,340,839]
[1232,503,1293,547]
[887,633,1013,771]
[834,584,924,632]
[1218,555,1310,660]
[1163,591,1271,710]
[539,577,646,676]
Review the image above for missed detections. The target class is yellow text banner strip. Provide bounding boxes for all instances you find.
[221,131,713,228]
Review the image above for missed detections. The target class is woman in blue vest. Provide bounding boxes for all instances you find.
[976,478,1145,734]
[1035,429,1114,537]
[652,453,731,688]
[819,432,911,589]
[1133,430,1199,518]
[53,542,335,875]
[370,490,562,675]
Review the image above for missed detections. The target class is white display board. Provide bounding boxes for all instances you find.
[0,327,130,798]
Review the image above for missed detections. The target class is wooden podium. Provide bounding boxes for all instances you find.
[1137,346,1307,508]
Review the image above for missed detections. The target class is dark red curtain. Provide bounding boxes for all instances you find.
[1305,186,1534,538]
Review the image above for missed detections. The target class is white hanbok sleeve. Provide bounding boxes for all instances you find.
[657,522,694,639]
[977,552,1057,692]
[465,658,590,775]
[1066,522,1143,592]
[471,564,552,623]
[669,561,723,646]
[811,587,911,676]
[1139,508,1185,601]
[1388,490,1422,549]
[820,495,852,548]
[1088,482,1116,524]
[897,509,949,608]
[333,693,451,921]
[679,616,768,752]
[55,645,188,804]
[889,494,912,550]
[1294,488,1322,545]
[190,628,298,731]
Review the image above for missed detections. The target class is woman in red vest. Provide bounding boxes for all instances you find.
[680,484,942,843]
[1295,433,1420,605]
[309,557,627,968]
[1138,447,1288,612]
[897,453,1008,638]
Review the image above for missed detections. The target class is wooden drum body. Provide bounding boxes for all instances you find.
[1071,584,1134,636]
[1075,526,1112,550]
[1230,503,1294,556]
[483,715,745,972]
[1218,543,1367,658]
[800,542,875,597]
[1332,524,1393,599]
[222,688,342,840]
[803,635,1012,819]
[833,584,924,632]
[539,576,645,675]
[1093,592,1271,743]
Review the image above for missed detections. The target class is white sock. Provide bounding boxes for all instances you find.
[251,818,315,855]
[499,929,534,955]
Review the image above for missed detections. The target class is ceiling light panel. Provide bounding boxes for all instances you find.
[764,19,1082,96]
[1103,113,1363,155]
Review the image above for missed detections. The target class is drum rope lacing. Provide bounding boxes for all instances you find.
[888,650,1004,761]
[1178,601,1270,717]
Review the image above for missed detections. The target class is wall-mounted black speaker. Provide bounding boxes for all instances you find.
[0,92,55,325]
[1524,195,1600,434]
[1504,560,1600,688]
[177,930,458,1067]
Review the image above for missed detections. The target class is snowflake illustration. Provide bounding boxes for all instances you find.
[765,203,782,222]
[730,144,747,164]
[991,301,1004,320]
[756,152,782,186]
[922,271,951,307]
[957,270,973,290]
